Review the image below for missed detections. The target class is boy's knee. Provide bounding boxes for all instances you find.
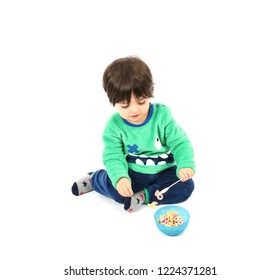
[182,178,195,197]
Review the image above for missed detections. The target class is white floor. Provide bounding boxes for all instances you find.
[1,1,280,279]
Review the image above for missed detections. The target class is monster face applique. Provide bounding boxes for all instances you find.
[126,136,174,166]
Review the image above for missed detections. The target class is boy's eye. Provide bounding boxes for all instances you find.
[119,99,146,109]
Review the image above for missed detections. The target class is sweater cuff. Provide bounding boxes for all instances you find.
[143,188,150,204]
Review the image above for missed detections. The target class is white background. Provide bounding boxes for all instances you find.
[1,0,279,279]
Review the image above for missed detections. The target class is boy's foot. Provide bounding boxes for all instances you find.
[71,173,93,196]
[124,191,145,212]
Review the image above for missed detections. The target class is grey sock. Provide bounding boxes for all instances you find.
[71,173,93,196]
[124,191,145,212]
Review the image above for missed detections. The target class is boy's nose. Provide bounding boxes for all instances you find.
[130,104,139,113]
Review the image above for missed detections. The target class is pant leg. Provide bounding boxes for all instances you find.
[128,169,155,193]
[91,167,194,205]
[145,166,195,205]
[91,169,155,204]
[91,169,125,203]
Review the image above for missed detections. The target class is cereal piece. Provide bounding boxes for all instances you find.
[148,201,158,209]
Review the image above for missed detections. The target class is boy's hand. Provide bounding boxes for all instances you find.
[116,177,134,197]
[178,168,194,182]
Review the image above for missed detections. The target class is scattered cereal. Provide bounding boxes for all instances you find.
[148,201,158,209]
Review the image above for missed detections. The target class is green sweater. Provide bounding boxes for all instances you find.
[102,103,195,188]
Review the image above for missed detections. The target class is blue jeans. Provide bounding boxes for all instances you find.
[91,166,194,205]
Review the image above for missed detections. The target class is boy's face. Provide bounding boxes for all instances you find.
[115,93,150,125]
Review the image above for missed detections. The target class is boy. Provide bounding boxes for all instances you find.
[72,56,195,212]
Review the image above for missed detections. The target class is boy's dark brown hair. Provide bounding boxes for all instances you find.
[102,56,154,106]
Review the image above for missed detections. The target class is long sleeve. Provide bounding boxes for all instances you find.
[164,108,196,173]
[102,120,130,188]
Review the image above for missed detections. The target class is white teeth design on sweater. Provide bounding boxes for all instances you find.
[135,159,145,165]
[130,152,170,166]
[139,154,148,158]
[129,152,170,159]
[135,158,167,166]
[159,153,168,159]
[146,159,155,165]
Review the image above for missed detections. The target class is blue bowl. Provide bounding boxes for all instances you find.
[154,205,190,236]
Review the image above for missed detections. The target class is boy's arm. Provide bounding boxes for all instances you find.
[102,122,131,188]
[164,110,196,175]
